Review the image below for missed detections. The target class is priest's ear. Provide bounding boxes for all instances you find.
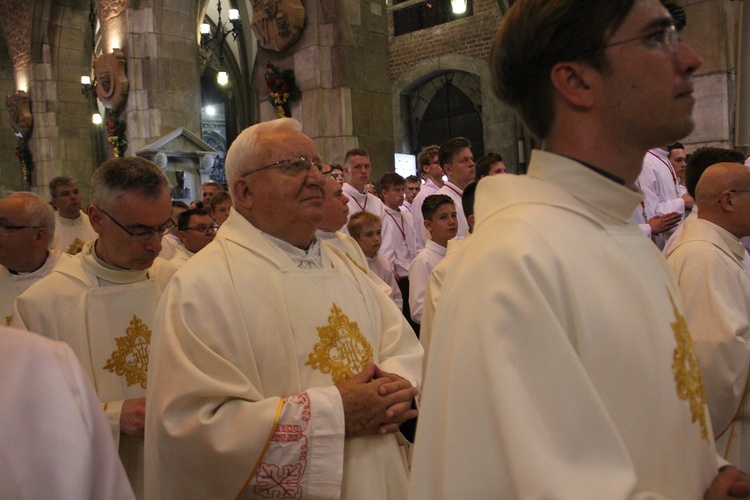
[550,61,596,109]
[88,205,104,233]
[231,175,254,211]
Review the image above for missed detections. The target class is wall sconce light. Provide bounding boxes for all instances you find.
[217,71,229,86]
[92,112,102,124]
[451,0,467,14]
[81,75,96,96]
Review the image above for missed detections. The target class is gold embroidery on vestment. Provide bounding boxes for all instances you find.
[345,253,368,275]
[5,315,11,326]
[669,291,709,441]
[66,238,85,255]
[305,303,373,384]
[103,314,151,389]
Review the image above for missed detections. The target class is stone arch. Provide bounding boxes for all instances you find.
[391,54,518,170]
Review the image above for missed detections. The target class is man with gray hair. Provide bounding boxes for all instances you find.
[14,157,181,498]
[0,192,62,326]
[48,176,97,255]
[146,117,422,498]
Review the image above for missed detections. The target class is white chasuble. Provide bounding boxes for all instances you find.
[0,250,63,326]
[409,151,719,499]
[146,211,422,500]
[12,242,178,500]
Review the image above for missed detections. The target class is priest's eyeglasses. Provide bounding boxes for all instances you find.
[0,224,44,236]
[582,24,680,56]
[97,206,175,241]
[183,224,220,234]
[604,24,680,51]
[243,156,331,180]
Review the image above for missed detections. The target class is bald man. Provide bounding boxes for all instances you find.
[666,162,750,471]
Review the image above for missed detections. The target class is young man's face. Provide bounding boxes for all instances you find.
[668,148,687,177]
[405,181,421,203]
[423,155,444,183]
[597,0,702,150]
[488,161,507,175]
[202,185,219,207]
[354,223,382,258]
[381,184,405,210]
[425,203,458,244]
[444,147,476,189]
[345,155,371,192]
[213,198,232,225]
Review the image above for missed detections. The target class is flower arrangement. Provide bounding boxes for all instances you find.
[264,61,301,118]
[14,137,33,190]
[105,108,127,158]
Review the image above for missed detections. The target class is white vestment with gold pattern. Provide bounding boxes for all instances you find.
[12,240,180,499]
[146,211,423,499]
[666,217,750,470]
[0,249,63,326]
[408,151,720,499]
[50,211,97,255]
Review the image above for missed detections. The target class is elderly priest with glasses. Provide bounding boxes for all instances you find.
[144,117,423,499]
[13,157,182,499]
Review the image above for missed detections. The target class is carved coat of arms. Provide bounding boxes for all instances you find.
[251,0,305,52]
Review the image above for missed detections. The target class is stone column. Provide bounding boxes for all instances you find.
[256,0,395,175]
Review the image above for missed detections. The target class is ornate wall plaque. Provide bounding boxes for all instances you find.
[5,90,32,139]
[251,0,305,52]
[95,49,129,110]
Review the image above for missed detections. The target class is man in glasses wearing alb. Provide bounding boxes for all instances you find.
[13,156,181,498]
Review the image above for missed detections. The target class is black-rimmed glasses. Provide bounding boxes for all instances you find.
[243,156,331,180]
[183,224,220,234]
[97,206,174,241]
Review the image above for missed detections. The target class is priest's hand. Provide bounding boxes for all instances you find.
[120,397,146,438]
[648,212,681,234]
[336,363,418,438]
[373,364,419,435]
[705,465,750,499]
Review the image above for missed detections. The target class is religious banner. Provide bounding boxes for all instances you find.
[251,0,305,52]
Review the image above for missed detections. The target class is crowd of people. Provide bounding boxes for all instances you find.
[5,0,750,498]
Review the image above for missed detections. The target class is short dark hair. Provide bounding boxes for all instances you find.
[462,181,478,220]
[345,148,369,164]
[421,194,454,222]
[377,172,405,198]
[668,142,685,158]
[490,0,636,140]
[475,153,504,179]
[405,175,420,184]
[178,208,211,231]
[172,200,190,210]
[49,176,77,198]
[330,163,344,174]
[439,137,472,167]
[684,147,746,198]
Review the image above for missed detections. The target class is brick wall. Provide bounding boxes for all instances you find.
[388,0,503,82]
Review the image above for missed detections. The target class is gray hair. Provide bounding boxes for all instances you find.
[91,157,170,209]
[5,192,55,243]
[225,118,304,189]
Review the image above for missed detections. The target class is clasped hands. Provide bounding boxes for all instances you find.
[337,363,418,438]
